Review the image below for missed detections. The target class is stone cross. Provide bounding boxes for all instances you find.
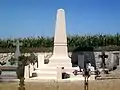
[99,51,108,69]
[13,40,22,59]
[18,77,25,90]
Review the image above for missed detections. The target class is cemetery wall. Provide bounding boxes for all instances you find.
[0,51,119,70]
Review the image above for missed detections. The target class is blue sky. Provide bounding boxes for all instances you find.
[0,0,120,38]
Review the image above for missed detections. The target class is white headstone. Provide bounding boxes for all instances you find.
[57,66,62,80]
[24,65,29,79]
[49,9,72,67]
[38,53,44,68]
[29,63,34,77]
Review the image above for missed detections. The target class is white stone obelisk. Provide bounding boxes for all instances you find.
[49,9,72,67]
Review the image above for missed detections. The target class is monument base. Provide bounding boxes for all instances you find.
[25,75,96,82]
[49,56,72,68]
[28,65,96,81]
[34,66,58,80]
[33,65,74,80]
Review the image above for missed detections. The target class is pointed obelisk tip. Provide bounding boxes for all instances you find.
[57,8,64,12]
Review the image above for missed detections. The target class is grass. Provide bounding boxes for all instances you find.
[0,79,120,90]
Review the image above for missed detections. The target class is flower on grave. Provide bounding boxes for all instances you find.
[28,53,38,65]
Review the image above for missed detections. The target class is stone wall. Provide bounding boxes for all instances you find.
[0,51,120,70]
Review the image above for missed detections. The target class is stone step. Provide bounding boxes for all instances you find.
[35,67,76,74]
[36,67,57,71]
[36,71,57,78]
[36,71,57,74]
[70,75,96,80]
[1,71,17,75]
[30,77,56,80]
[37,74,57,79]
[0,78,19,82]
[49,63,72,67]
[49,59,71,63]
[0,76,17,79]
[96,77,120,80]
[0,74,17,77]
[36,67,75,70]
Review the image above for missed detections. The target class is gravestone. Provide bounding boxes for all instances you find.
[29,64,34,77]
[94,52,101,69]
[0,40,22,81]
[84,52,96,68]
[116,55,119,66]
[110,51,120,71]
[24,65,29,79]
[14,40,22,59]
[118,53,120,67]
[78,53,84,70]
[99,51,108,69]
[13,40,22,66]
[98,51,109,74]
[113,52,119,67]
[37,53,44,68]
[77,52,96,69]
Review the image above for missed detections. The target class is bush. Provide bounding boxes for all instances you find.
[0,34,120,52]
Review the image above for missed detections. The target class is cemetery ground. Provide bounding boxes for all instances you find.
[0,79,120,90]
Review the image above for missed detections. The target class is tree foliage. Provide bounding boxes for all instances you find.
[8,57,16,65]
[16,53,37,79]
[0,34,120,52]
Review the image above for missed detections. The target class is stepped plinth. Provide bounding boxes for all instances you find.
[24,9,96,81]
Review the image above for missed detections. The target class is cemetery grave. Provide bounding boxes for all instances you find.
[0,40,22,81]
[0,8,120,82]
[0,8,120,90]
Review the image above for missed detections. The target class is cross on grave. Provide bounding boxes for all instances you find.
[99,51,108,69]
[18,77,25,90]
[83,61,90,90]
[77,54,91,90]
[13,40,22,59]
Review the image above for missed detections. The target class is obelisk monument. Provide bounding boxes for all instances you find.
[49,9,72,67]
